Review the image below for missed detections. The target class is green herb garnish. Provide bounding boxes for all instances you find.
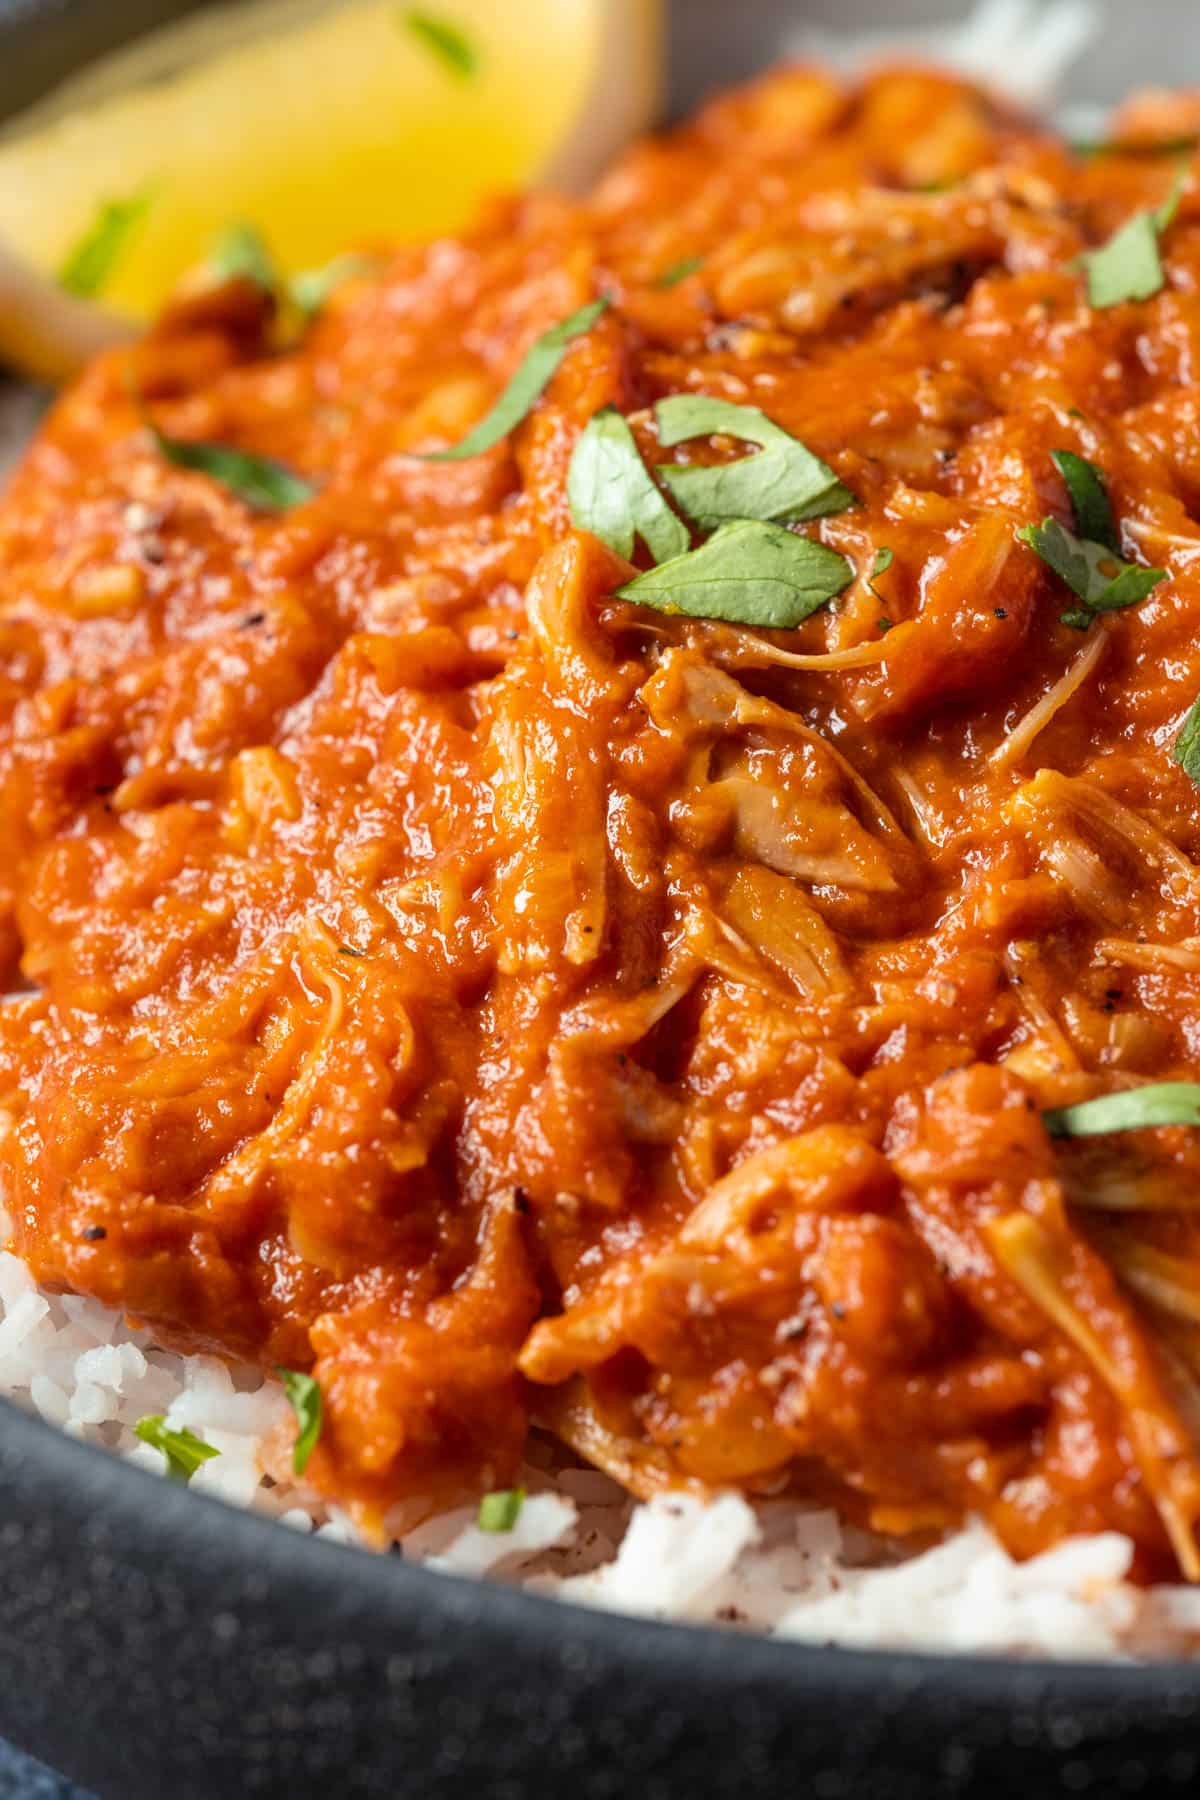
[289,254,377,320]
[1078,170,1186,308]
[1173,695,1200,784]
[567,406,689,564]
[207,221,278,295]
[1049,449,1118,551]
[1019,517,1165,628]
[151,428,315,511]
[656,256,703,289]
[424,297,609,463]
[277,1368,323,1476]
[1019,448,1165,628]
[478,1488,526,1532]
[1045,1082,1200,1138]
[654,395,854,529]
[867,545,894,601]
[59,189,153,298]
[617,518,853,629]
[337,945,365,957]
[402,8,479,77]
[1072,136,1199,160]
[134,1415,219,1484]
[205,232,375,322]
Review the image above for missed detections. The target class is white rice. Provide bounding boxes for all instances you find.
[788,0,1098,110]
[2,1230,1199,1658]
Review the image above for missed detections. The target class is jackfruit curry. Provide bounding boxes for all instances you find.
[5,64,1200,1577]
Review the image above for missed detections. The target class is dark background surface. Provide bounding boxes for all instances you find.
[0,0,1192,124]
[0,1746,86,1799]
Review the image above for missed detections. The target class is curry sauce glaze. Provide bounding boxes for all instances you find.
[4,65,1200,1568]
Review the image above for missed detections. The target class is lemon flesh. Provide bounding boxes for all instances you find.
[0,0,661,320]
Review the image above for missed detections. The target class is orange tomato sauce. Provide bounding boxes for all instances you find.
[5,64,1200,1570]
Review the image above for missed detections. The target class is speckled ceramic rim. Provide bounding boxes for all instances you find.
[2,1394,1200,1799]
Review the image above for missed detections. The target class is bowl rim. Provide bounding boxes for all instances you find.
[4,1387,1199,1696]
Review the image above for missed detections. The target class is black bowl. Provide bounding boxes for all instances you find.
[2,3,1200,1796]
[4,1395,1200,1800]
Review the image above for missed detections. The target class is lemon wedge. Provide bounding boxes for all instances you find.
[0,0,662,331]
